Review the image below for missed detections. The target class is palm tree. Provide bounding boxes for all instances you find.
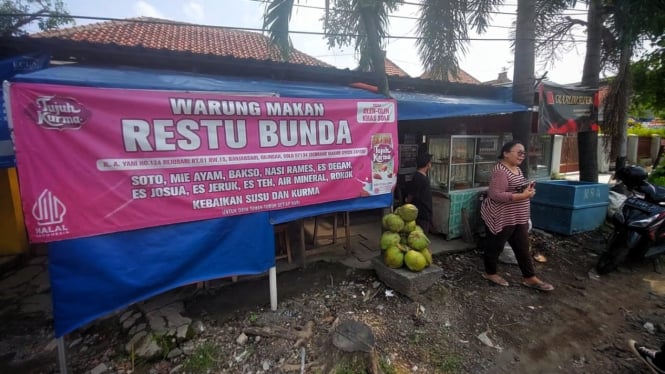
[578,0,602,182]
[263,0,576,176]
[510,0,536,174]
[532,0,601,181]
[264,1,575,86]
[264,0,401,96]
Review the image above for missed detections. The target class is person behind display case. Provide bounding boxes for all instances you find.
[404,153,433,234]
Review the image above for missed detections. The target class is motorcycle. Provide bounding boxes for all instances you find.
[596,165,665,274]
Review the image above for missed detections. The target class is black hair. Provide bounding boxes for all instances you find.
[498,140,523,159]
[416,153,433,168]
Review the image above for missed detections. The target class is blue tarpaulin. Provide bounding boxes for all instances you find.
[49,213,274,337]
[0,54,49,168]
[8,65,526,337]
[392,91,526,120]
[10,65,527,120]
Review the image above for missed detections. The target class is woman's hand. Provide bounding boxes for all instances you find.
[515,186,536,201]
[522,186,536,200]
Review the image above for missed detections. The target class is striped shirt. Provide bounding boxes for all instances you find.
[480,162,530,234]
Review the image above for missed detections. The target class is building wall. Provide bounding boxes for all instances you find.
[0,168,28,255]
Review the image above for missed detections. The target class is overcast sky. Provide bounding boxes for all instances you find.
[58,0,596,84]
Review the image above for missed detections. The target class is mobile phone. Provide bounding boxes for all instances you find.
[517,182,530,192]
[517,180,535,192]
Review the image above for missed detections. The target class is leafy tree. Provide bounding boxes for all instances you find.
[534,0,665,177]
[0,0,73,37]
[601,1,664,171]
[631,36,665,119]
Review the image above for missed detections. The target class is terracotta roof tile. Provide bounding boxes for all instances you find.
[419,69,480,85]
[32,17,332,68]
[384,58,410,77]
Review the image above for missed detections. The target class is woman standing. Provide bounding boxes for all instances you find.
[479,140,554,291]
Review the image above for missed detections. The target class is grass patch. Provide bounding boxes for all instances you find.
[440,354,463,373]
[153,334,177,360]
[413,329,463,373]
[410,330,424,344]
[334,354,367,374]
[181,342,222,373]
[379,356,397,374]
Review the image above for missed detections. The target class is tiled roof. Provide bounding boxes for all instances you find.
[32,17,333,68]
[385,58,410,77]
[419,68,480,85]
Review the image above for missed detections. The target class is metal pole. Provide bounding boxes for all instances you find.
[57,337,68,374]
[269,266,277,311]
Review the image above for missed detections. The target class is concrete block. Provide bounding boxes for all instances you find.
[371,257,443,298]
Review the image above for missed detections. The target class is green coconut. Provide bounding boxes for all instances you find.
[382,213,395,230]
[399,233,408,245]
[384,246,405,269]
[400,220,417,234]
[396,243,409,253]
[419,248,433,266]
[396,203,419,222]
[380,231,401,250]
[407,230,431,250]
[404,250,427,272]
[382,214,405,233]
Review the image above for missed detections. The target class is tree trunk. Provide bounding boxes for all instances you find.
[511,0,536,177]
[359,6,389,97]
[578,0,602,182]
[609,43,633,171]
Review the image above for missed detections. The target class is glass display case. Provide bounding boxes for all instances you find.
[428,135,501,193]
[528,134,553,179]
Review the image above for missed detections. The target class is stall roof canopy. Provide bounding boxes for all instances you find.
[11,65,527,119]
[391,91,527,120]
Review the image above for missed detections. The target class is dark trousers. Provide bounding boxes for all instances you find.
[417,218,431,235]
[483,222,535,278]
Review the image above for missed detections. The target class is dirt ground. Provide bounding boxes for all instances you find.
[1,224,665,373]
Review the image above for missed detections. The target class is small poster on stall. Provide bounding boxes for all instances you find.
[398,144,419,176]
[538,82,599,134]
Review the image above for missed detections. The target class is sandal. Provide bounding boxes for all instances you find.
[482,273,509,287]
[522,280,554,292]
[533,253,547,263]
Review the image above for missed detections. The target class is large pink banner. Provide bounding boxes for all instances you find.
[8,83,398,242]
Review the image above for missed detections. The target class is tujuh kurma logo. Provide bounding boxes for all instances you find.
[370,133,395,195]
[29,95,89,130]
[32,189,69,238]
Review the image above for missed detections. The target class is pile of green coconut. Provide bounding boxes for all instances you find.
[380,203,432,272]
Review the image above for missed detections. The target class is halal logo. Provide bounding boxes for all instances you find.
[32,189,66,226]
